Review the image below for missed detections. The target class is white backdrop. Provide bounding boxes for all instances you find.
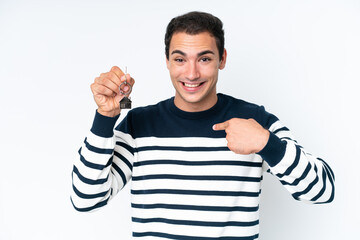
[0,0,359,239]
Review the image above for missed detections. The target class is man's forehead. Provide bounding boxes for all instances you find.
[169,32,217,52]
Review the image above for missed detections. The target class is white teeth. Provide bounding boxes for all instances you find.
[184,83,201,87]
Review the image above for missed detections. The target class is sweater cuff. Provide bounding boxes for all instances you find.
[90,110,120,138]
[257,131,287,167]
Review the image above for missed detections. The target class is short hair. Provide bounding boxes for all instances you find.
[165,11,225,60]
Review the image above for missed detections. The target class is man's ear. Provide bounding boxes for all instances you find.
[219,48,227,70]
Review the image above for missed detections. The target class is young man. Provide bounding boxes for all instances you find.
[71,11,335,239]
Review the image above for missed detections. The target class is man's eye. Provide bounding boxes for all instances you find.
[175,58,184,62]
[200,57,211,62]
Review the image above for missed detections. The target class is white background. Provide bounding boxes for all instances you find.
[0,0,359,239]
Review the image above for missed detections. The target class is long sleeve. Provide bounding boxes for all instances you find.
[70,111,135,212]
[257,106,335,204]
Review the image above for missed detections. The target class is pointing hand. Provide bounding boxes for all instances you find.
[213,118,270,155]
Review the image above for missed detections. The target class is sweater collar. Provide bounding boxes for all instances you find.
[168,93,225,120]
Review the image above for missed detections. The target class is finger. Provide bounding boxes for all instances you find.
[128,76,135,86]
[114,92,123,103]
[213,121,229,131]
[120,73,132,83]
[91,82,115,96]
[96,77,120,94]
[110,66,125,80]
[104,71,123,87]
[121,74,135,87]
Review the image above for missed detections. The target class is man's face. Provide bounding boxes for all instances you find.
[166,32,226,112]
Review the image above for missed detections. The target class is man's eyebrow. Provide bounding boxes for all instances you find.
[170,50,215,57]
[197,50,215,57]
[171,50,186,56]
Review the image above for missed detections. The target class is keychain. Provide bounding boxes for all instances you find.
[119,67,132,109]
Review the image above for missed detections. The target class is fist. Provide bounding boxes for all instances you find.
[90,66,135,117]
[213,118,270,155]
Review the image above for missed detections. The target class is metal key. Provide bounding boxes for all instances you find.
[119,67,132,109]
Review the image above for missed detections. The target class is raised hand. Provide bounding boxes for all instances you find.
[90,66,135,117]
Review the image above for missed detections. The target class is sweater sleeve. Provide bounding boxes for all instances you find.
[256,106,335,204]
[70,110,135,212]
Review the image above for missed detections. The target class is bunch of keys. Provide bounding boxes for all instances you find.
[119,67,132,109]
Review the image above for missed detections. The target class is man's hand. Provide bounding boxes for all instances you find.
[213,118,270,155]
[90,66,135,117]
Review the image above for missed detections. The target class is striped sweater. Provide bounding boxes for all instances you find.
[71,93,335,239]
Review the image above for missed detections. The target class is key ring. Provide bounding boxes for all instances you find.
[119,66,132,109]
[119,68,132,96]
[119,80,132,96]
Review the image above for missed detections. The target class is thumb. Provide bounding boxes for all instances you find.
[213,121,229,131]
[115,92,123,103]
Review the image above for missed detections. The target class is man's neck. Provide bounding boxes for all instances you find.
[174,93,218,112]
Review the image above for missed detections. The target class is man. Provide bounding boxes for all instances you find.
[71,11,335,239]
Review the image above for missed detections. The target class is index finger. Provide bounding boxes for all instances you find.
[110,66,125,80]
[213,121,229,131]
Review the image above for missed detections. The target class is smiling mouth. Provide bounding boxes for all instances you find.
[182,82,205,88]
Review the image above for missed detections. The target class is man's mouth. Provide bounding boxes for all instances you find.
[182,82,205,88]
[184,83,200,87]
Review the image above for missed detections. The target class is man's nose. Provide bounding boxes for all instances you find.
[186,62,200,81]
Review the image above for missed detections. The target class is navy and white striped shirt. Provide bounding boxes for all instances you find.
[71,93,335,239]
